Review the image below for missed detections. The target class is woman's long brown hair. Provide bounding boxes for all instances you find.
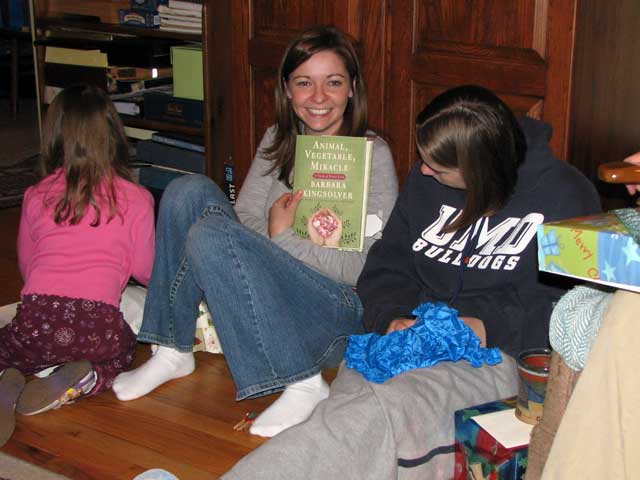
[415,85,526,233]
[40,84,132,226]
[263,25,368,188]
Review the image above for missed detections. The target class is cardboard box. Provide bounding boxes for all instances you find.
[454,398,528,480]
[537,209,640,292]
[171,44,203,100]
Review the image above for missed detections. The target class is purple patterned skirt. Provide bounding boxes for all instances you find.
[0,293,137,394]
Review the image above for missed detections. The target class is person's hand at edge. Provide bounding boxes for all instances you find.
[386,317,417,334]
[623,152,640,202]
[460,316,487,347]
[269,190,303,238]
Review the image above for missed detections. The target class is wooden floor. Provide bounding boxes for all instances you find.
[0,206,331,479]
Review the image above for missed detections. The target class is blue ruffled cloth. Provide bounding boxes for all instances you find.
[345,302,503,383]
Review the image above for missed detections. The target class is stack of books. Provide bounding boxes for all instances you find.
[158,0,203,34]
[109,64,174,116]
[42,44,174,118]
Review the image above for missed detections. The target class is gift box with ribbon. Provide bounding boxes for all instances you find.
[537,208,640,292]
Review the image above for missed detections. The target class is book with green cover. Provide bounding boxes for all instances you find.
[292,134,374,251]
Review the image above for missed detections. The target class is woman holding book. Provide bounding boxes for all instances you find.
[222,85,601,479]
[113,25,398,437]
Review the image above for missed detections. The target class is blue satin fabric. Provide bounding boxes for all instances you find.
[345,302,503,383]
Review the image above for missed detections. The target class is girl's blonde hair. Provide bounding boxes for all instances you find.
[40,84,132,226]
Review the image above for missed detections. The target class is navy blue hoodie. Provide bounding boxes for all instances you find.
[356,118,601,357]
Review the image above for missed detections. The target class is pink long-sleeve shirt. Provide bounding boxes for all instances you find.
[18,169,156,307]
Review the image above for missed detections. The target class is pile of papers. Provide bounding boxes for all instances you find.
[158,1,202,34]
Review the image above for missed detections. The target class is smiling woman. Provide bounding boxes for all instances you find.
[111,24,399,440]
[285,50,353,136]
[263,24,369,188]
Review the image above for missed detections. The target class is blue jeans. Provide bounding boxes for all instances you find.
[138,175,365,400]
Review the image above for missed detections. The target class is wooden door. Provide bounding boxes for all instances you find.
[229,0,640,200]
[385,0,577,184]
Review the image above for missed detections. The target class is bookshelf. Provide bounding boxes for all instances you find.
[29,0,231,187]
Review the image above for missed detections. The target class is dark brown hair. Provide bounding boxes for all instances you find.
[415,85,526,232]
[40,84,132,226]
[264,25,368,187]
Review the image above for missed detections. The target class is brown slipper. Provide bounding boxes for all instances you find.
[0,368,26,447]
[16,360,95,416]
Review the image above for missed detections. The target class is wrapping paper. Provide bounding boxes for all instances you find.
[345,302,502,383]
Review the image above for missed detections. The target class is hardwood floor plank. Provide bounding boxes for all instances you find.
[13,407,230,479]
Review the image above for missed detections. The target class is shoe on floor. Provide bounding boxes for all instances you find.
[0,368,26,447]
[16,360,96,416]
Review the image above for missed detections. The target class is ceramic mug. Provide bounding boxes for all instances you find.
[515,348,551,425]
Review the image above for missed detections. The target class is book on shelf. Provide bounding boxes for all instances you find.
[111,76,173,95]
[44,46,108,68]
[124,126,157,140]
[151,131,205,153]
[109,65,173,81]
[110,83,172,100]
[167,0,203,12]
[171,44,203,100]
[113,97,144,116]
[159,15,201,27]
[292,135,374,252]
[158,4,202,18]
[136,139,206,174]
[159,22,202,34]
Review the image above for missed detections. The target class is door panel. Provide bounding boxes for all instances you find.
[232,0,577,189]
[386,0,573,184]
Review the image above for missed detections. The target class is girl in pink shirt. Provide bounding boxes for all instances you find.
[0,84,155,446]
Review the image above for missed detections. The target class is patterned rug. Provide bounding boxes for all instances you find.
[0,452,70,480]
[0,155,38,209]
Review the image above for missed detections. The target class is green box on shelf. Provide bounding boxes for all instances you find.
[171,44,203,101]
[537,209,640,292]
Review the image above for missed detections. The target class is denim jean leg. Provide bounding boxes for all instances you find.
[185,214,364,400]
[138,174,238,351]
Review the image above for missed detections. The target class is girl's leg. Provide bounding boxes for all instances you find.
[0,295,133,414]
[0,295,98,375]
[84,308,137,393]
[185,212,364,435]
[113,174,237,400]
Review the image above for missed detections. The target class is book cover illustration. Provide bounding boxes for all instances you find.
[292,134,373,252]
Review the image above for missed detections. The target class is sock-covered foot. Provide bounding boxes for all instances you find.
[249,373,329,438]
[112,346,195,401]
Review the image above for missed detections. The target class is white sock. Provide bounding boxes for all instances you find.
[112,346,195,401]
[249,373,329,438]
